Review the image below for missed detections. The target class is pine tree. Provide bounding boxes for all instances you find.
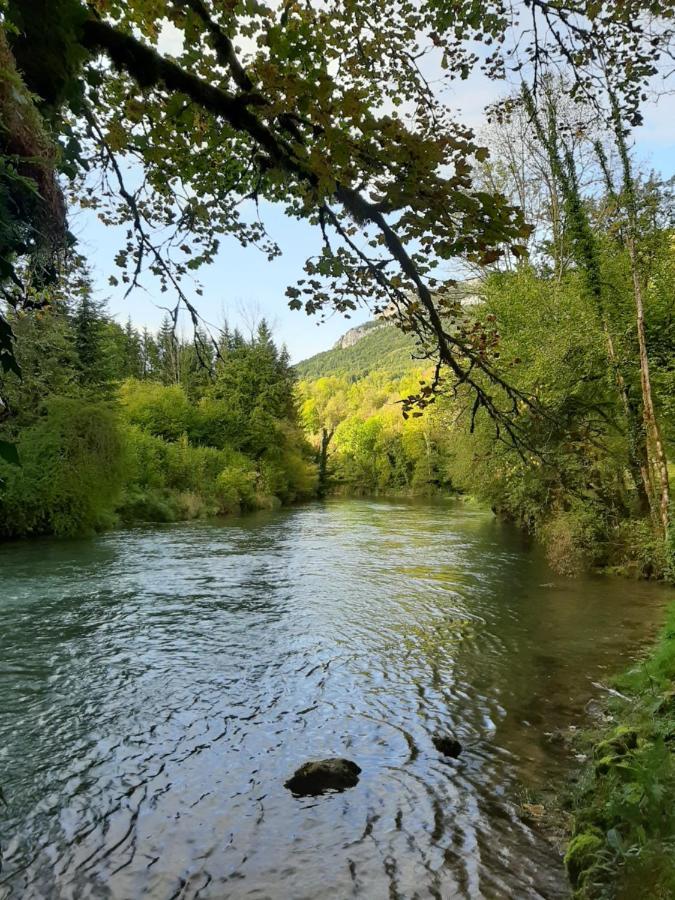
[157,315,179,385]
[72,284,109,390]
[140,327,160,379]
[122,318,143,378]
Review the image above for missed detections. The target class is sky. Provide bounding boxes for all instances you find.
[79,36,675,364]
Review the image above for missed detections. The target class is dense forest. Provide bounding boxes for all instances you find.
[0,277,316,536]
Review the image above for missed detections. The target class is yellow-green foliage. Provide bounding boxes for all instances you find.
[564,832,604,889]
[297,369,456,495]
[117,379,316,523]
[440,266,673,578]
[120,379,194,440]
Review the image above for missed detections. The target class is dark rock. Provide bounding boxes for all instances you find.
[432,734,462,758]
[284,758,361,795]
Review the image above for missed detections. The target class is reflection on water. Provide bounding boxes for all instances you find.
[0,499,669,899]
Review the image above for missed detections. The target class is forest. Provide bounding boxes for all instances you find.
[0,0,674,898]
[0,282,316,536]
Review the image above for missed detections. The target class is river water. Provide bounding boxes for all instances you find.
[0,499,670,899]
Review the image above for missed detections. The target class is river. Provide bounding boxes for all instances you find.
[0,499,670,899]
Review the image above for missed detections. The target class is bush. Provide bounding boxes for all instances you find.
[216,457,258,513]
[119,379,194,440]
[0,397,126,537]
[117,487,181,523]
[540,503,608,576]
[608,518,672,580]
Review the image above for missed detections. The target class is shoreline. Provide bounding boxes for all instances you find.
[552,603,675,898]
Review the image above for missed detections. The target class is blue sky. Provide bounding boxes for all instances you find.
[80,72,675,364]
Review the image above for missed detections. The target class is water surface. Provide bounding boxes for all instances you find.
[0,499,669,899]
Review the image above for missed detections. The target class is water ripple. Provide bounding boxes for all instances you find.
[0,499,669,899]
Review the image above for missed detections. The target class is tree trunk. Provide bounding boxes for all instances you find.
[317,427,333,498]
[628,238,670,534]
[602,327,652,514]
[610,95,671,535]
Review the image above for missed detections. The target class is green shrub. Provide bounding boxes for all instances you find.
[540,503,608,576]
[0,397,126,537]
[117,487,181,523]
[609,517,672,580]
[120,379,194,440]
[216,457,258,513]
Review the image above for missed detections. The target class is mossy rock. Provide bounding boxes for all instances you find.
[564,831,604,887]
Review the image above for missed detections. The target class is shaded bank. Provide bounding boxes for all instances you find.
[562,602,675,898]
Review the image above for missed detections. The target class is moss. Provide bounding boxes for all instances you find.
[6,0,88,110]
[564,832,604,887]
[0,27,67,259]
[593,754,618,777]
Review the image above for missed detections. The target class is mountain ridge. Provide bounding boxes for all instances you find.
[295,319,419,380]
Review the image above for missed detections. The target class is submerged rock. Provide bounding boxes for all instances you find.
[432,734,462,758]
[521,802,545,821]
[284,758,361,795]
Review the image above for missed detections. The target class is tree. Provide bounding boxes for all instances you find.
[298,376,350,495]
[156,314,180,385]
[140,327,160,378]
[121,317,144,379]
[72,286,107,386]
[515,81,671,535]
[0,0,672,453]
[606,114,671,535]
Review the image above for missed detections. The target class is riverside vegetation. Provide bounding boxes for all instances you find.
[1,1,674,897]
[561,604,675,899]
[0,290,317,537]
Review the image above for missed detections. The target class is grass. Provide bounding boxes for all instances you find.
[562,602,675,898]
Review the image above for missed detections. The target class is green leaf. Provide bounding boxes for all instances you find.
[0,440,20,466]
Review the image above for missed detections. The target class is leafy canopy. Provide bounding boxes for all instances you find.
[2,0,673,434]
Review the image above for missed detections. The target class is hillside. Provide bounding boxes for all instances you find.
[295,281,486,381]
[295,319,419,380]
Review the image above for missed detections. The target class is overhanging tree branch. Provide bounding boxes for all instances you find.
[80,12,539,437]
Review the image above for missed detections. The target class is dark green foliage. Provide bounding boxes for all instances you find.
[6,0,88,111]
[1,300,79,424]
[0,397,125,537]
[72,290,109,389]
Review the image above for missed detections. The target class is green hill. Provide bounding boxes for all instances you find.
[295,320,420,380]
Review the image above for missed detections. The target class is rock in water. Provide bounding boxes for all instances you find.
[432,734,462,758]
[284,758,361,795]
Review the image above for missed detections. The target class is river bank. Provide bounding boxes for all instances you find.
[329,486,675,584]
[559,601,675,899]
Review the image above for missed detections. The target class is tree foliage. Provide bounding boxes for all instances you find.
[2,0,672,433]
[0,265,316,537]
